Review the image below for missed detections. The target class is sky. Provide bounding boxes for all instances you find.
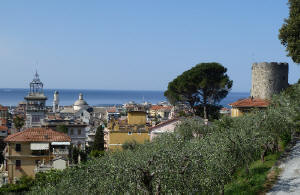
[0,0,299,92]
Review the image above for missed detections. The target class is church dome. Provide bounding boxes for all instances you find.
[73,93,88,111]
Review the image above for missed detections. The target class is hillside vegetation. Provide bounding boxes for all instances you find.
[28,84,300,194]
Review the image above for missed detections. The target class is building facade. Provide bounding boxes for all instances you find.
[4,128,70,183]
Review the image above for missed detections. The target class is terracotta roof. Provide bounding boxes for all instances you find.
[107,107,117,113]
[4,127,71,142]
[0,105,8,111]
[229,98,269,108]
[150,105,172,111]
[149,118,179,130]
[0,126,8,131]
[0,119,6,125]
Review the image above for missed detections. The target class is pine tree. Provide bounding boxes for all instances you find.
[279,0,300,63]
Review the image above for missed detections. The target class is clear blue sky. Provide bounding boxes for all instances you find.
[0,0,299,92]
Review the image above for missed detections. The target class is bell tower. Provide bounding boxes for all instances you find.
[24,71,48,127]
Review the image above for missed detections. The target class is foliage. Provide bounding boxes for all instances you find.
[0,176,33,193]
[164,62,232,119]
[89,150,105,158]
[56,125,68,134]
[13,115,24,130]
[69,145,88,164]
[224,152,282,195]
[279,0,300,63]
[28,85,300,194]
[0,139,5,164]
[93,125,105,151]
[34,170,64,188]
[121,140,140,150]
[194,104,222,120]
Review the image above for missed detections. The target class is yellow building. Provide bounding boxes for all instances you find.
[127,111,146,125]
[229,98,269,117]
[107,111,150,150]
[4,128,70,183]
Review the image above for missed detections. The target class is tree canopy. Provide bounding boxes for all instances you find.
[92,125,105,151]
[56,125,68,134]
[279,0,300,63]
[164,62,232,119]
[13,116,24,131]
[28,83,300,194]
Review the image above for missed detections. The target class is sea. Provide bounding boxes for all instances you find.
[0,88,249,108]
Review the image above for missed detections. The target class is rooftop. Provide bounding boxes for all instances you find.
[149,118,179,130]
[0,126,8,131]
[229,98,270,108]
[150,105,172,111]
[4,128,71,142]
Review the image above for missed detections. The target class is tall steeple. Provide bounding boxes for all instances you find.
[24,71,48,128]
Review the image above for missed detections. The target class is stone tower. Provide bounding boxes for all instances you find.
[53,91,59,113]
[25,71,47,127]
[251,62,289,99]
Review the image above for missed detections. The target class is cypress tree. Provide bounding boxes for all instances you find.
[93,125,105,151]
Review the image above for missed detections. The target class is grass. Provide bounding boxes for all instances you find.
[224,152,282,195]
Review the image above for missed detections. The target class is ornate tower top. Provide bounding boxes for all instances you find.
[29,71,44,94]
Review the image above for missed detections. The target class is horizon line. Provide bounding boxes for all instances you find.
[0,87,249,94]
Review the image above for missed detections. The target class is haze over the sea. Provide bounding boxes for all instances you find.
[0,88,248,107]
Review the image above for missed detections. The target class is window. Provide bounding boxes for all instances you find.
[32,115,40,123]
[70,129,74,135]
[16,160,21,170]
[78,129,81,135]
[15,144,21,152]
[128,131,132,135]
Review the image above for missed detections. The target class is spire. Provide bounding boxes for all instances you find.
[29,70,43,94]
[35,70,39,78]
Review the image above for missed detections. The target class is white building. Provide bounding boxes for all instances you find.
[149,118,180,141]
[53,91,59,113]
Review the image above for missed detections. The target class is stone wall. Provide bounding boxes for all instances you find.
[251,62,289,99]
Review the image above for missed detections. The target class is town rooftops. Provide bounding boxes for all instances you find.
[106,107,119,113]
[4,128,71,142]
[0,126,8,131]
[0,105,8,111]
[149,118,179,131]
[229,98,270,108]
[150,105,172,111]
